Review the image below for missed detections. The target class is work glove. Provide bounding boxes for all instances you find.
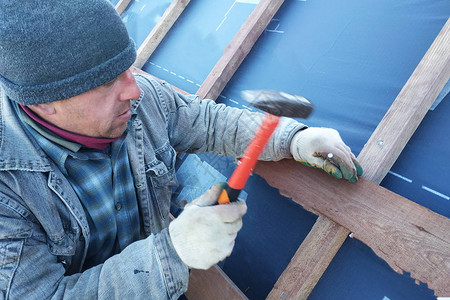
[169,184,247,270]
[290,127,363,182]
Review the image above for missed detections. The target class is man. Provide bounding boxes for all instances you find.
[0,0,362,299]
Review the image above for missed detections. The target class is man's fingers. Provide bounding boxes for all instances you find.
[225,219,243,235]
[316,149,353,172]
[323,162,343,179]
[337,147,363,179]
[333,154,356,181]
[353,158,363,176]
[290,127,363,182]
[191,183,224,207]
[316,150,357,182]
[209,201,247,223]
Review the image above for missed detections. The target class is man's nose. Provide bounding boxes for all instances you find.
[119,69,141,101]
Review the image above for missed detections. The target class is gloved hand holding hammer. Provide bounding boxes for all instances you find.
[169,184,247,270]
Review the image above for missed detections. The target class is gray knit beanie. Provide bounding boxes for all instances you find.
[0,0,136,105]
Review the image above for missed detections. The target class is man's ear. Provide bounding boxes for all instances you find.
[28,103,56,116]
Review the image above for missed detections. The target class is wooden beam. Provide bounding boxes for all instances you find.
[185,266,248,300]
[256,160,450,297]
[196,0,285,100]
[115,0,131,15]
[267,216,349,300]
[134,0,191,69]
[265,18,450,299]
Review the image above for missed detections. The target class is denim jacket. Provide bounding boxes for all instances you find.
[0,74,304,299]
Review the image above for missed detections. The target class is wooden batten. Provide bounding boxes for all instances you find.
[115,0,131,15]
[267,216,349,300]
[134,0,191,69]
[185,266,248,300]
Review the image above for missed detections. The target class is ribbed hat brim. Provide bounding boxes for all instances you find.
[0,39,136,105]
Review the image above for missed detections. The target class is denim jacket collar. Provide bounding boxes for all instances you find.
[0,88,52,172]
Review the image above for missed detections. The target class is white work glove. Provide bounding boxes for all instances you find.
[169,184,247,270]
[290,127,363,182]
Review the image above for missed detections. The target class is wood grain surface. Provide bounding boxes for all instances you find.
[185,266,248,300]
[255,159,450,296]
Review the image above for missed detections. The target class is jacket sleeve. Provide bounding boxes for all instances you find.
[135,74,307,161]
[0,177,188,300]
[53,230,188,300]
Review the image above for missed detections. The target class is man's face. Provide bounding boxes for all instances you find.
[35,69,141,138]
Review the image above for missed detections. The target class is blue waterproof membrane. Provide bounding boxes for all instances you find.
[121,0,172,48]
[116,0,449,299]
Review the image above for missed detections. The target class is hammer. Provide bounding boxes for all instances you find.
[218,90,314,204]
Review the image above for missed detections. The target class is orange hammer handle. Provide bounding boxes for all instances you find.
[218,114,280,204]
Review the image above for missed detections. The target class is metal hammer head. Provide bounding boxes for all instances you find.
[241,90,314,118]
